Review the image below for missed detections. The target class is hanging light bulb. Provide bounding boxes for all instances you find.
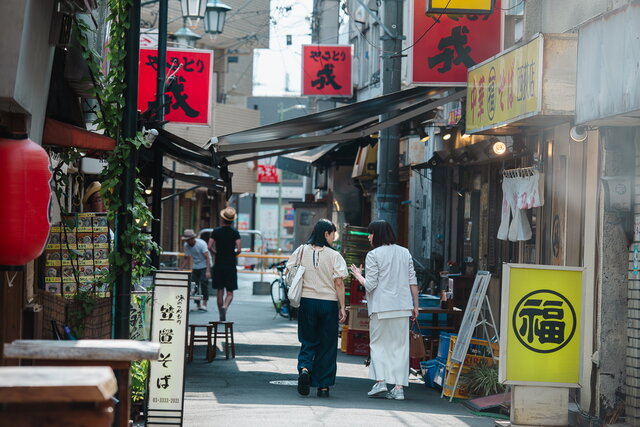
[492,141,507,155]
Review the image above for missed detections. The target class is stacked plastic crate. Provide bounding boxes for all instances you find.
[340,224,370,355]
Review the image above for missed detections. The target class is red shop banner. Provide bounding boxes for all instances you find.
[302,45,352,97]
[257,165,279,184]
[138,48,213,125]
[411,0,502,85]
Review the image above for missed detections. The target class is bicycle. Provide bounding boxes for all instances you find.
[269,261,295,320]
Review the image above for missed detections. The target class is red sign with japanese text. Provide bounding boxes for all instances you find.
[302,45,352,97]
[257,165,280,183]
[411,0,502,85]
[138,48,213,125]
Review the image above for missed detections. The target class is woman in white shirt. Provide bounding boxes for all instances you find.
[350,220,418,400]
[287,219,348,398]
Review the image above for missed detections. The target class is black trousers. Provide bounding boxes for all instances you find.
[297,297,339,388]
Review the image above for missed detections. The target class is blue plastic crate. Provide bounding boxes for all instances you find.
[420,359,445,388]
[418,294,440,308]
[438,332,452,360]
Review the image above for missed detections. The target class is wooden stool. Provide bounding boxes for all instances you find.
[187,324,215,362]
[209,321,235,359]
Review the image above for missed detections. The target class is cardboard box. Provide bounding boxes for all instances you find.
[347,305,369,331]
[346,330,369,356]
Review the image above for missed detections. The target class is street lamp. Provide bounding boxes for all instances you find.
[180,0,205,20]
[174,18,202,47]
[204,0,232,34]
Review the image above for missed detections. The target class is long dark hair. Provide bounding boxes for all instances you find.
[367,220,396,248]
[307,219,337,248]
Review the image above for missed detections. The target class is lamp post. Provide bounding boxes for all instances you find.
[147,0,230,269]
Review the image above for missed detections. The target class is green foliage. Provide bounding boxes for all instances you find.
[72,0,160,287]
[67,289,99,338]
[466,362,505,397]
[131,359,150,402]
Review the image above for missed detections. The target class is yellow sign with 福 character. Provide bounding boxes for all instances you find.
[499,264,583,386]
[427,0,494,14]
[466,35,542,133]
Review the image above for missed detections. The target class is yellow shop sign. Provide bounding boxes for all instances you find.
[499,264,583,387]
[427,0,494,14]
[466,36,542,133]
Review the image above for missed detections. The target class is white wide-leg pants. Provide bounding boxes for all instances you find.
[368,314,410,386]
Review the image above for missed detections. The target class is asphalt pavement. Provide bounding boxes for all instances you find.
[182,271,496,427]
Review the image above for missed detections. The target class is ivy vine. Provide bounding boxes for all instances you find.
[73,0,160,288]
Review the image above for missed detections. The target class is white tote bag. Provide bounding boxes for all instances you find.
[286,245,306,308]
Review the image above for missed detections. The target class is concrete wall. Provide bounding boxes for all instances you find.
[598,128,635,420]
[0,0,55,142]
[523,0,625,39]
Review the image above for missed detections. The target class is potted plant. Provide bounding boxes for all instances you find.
[466,361,506,397]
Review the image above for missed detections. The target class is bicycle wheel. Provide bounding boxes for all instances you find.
[270,279,289,318]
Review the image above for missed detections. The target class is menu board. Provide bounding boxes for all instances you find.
[44,213,111,297]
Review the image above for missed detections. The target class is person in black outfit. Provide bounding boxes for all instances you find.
[208,207,242,321]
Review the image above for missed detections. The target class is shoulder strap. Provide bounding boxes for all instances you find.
[295,245,305,266]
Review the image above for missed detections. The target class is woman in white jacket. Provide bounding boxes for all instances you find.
[349,220,419,400]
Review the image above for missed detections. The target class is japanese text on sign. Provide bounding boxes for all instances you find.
[148,272,189,414]
[411,0,501,85]
[138,48,212,125]
[302,45,352,97]
[500,264,582,386]
[466,36,541,133]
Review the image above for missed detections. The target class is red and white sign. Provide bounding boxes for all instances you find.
[302,45,352,97]
[257,165,280,183]
[411,0,502,86]
[138,48,213,125]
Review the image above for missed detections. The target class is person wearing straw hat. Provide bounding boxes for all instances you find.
[208,207,241,321]
[182,229,211,312]
[83,181,105,212]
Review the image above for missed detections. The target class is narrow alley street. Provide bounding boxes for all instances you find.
[182,272,495,427]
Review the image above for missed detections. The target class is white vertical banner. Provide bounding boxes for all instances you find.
[147,270,190,426]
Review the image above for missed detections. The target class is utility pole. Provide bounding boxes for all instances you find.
[374,0,403,232]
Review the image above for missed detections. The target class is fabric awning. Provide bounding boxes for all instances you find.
[275,144,339,176]
[42,118,116,152]
[213,88,465,157]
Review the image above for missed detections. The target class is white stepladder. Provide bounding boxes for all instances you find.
[441,270,500,401]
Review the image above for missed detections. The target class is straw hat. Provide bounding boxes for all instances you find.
[220,207,237,222]
[181,229,197,240]
[82,181,102,205]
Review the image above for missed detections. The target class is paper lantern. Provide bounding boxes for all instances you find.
[0,136,52,266]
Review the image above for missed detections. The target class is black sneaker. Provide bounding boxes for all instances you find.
[219,307,226,321]
[297,370,311,396]
[317,387,330,398]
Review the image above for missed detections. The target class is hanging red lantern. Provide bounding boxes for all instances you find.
[0,135,52,267]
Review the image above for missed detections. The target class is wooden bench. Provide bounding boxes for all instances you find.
[3,339,160,427]
[0,366,117,427]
